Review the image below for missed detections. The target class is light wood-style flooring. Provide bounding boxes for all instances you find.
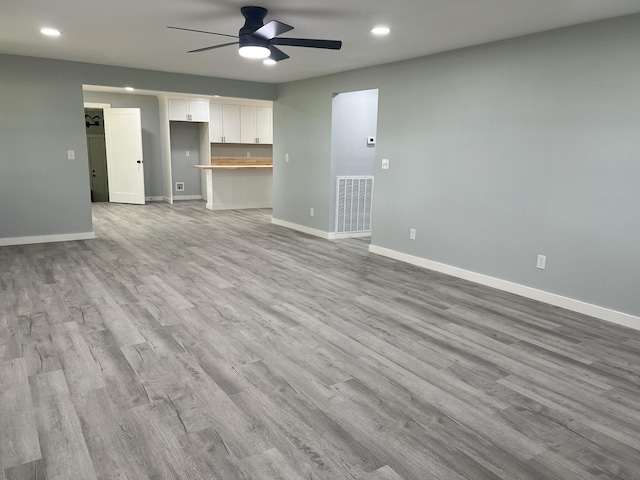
[1,201,640,479]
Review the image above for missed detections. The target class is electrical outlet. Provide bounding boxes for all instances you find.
[67,150,75,160]
[175,182,185,192]
[410,228,416,240]
[185,150,190,157]
[247,152,251,158]
[537,254,547,270]
[381,158,390,170]
[310,207,315,217]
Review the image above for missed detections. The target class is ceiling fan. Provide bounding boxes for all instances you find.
[168,6,342,62]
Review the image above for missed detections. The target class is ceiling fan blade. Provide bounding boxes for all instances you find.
[268,46,290,62]
[168,26,238,39]
[271,38,342,50]
[188,41,239,53]
[253,20,294,40]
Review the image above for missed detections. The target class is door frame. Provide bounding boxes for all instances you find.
[84,102,111,109]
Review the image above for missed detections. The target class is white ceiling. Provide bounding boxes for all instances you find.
[2,0,640,84]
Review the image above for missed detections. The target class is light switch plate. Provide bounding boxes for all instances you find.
[381,158,390,169]
[67,150,75,160]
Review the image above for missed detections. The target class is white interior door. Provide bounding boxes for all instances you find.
[104,108,145,204]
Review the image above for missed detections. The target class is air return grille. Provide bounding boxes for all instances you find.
[336,176,374,236]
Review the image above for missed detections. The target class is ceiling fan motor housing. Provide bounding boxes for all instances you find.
[239,6,269,48]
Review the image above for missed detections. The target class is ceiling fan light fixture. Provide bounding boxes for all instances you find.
[40,27,61,37]
[371,26,390,36]
[263,58,277,66]
[239,45,271,59]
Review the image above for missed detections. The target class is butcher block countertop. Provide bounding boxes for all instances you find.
[194,157,273,169]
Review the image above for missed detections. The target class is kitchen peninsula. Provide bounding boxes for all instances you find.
[194,157,273,211]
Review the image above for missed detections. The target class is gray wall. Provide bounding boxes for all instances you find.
[83,91,163,198]
[170,122,201,197]
[273,14,640,317]
[329,89,378,231]
[0,58,92,238]
[0,53,275,239]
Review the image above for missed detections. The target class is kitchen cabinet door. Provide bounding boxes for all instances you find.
[189,100,210,122]
[256,107,272,144]
[240,106,257,144]
[169,99,190,121]
[209,104,223,142]
[222,104,241,143]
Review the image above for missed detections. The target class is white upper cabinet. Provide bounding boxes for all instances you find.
[209,103,241,143]
[209,102,272,144]
[169,100,189,121]
[169,99,210,122]
[222,104,241,143]
[240,105,273,144]
[255,107,273,144]
[240,106,257,144]
[209,104,223,142]
[188,101,210,122]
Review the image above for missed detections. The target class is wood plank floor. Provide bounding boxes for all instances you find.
[1,201,640,479]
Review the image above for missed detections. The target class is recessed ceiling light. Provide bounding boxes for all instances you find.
[239,45,271,59]
[124,87,134,92]
[263,59,277,66]
[40,27,61,37]
[371,26,390,36]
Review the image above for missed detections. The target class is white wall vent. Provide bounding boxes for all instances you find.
[335,176,374,237]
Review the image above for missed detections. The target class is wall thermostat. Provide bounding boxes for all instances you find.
[367,136,376,146]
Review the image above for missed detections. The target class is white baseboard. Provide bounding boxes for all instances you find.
[329,232,372,240]
[208,201,272,211]
[173,195,203,201]
[271,218,332,240]
[0,231,96,247]
[369,245,640,332]
[145,196,164,202]
[163,196,174,204]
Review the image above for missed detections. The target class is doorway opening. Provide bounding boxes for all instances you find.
[83,102,146,205]
[84,107,109,202]
[329,89,379,239]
